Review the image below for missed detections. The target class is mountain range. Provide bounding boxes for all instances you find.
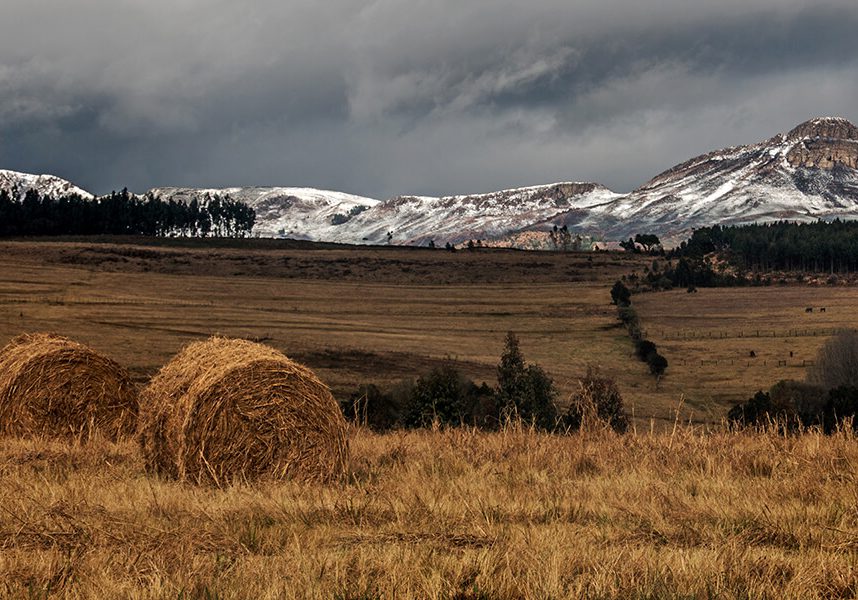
[3,116,858,247]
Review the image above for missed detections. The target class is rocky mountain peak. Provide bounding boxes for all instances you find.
[786,116,858,142]
[784,117,858,170]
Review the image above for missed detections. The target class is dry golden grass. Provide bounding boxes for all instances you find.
[3,241,858,598]
[1,426,856,599]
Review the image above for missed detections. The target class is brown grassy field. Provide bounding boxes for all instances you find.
[1,239,856,423]
[2,239,858,598]
[0,239,653,417]
[632,285,858,419]
[2,426,857,599]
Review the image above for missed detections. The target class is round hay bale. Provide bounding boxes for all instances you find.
[139,337,349,485]
[0,333,138,440]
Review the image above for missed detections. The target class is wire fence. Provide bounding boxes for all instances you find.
[652,328,839,341]
[674,358,816,368]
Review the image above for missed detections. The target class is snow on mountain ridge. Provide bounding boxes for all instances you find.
[150,181,619,245]
[5,116,858,247]
[149,186,381,239]
[556,116,858,244]
[0,169,93,200]
[325,182,620,245]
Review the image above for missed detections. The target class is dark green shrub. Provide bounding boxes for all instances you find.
[404,364,472,428]
[610,280,631,306]
[647,352,668,377]
[768,380,827,427]
[461,381,500,429]
[496,332,558,430]
[823,386,858,433]
[636,339,657,362]
[341,383,405,431]
[617,306,639,334]
[727,390,798,429]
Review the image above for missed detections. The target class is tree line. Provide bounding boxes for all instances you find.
[675,220,858,273]
[0,189,255,237]
[611,281,668,381]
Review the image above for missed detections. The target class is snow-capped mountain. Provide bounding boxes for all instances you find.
[0,169,93,200]
[558,116,858,243]
[150,181,617,245]
[6,116,858,247]
[149,117,858,246]
[148,186,381,239]
[327,182,619,245]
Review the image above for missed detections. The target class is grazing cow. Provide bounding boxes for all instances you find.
[805,307,813,313]
[789,351,794,357]
[749,350,756,358]
[820,307,827,312]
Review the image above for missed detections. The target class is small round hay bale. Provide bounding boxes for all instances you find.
[0,333,138,440]
[139,337,349,485]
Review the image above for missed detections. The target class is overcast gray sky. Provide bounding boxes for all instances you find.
[1,0,857,197]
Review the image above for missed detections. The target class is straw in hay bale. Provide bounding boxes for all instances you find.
[0,332,138,440]
[139,337,349,485]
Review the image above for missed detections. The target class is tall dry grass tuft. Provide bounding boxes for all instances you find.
[565,367,628,433]
[138,336,349,486]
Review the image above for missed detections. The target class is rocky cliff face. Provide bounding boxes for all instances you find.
[785,116,858,143]
[784,118,858,170]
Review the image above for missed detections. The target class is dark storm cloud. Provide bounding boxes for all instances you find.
[1,0,857,196]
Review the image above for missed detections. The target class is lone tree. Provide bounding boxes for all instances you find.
[496,332,558,429]
[550,225,573,251]
[634,233,662,253]
[807,329,858,390]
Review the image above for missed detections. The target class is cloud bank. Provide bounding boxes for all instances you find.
[1,0,857,197]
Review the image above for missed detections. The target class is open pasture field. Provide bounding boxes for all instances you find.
[633,286,858,419]
[0,239,654,416]
[0,239,857,423]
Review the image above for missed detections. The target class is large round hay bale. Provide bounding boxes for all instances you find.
[139,337,349,485]
[0,333,138,440]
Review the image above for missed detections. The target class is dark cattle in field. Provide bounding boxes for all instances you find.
[749,350,756,358]
[805,307,813,313]
[820,307,826,312]
[789,351,794,357]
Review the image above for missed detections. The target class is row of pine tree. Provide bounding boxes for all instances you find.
[0,189,255,237]
[677,220,858,273]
